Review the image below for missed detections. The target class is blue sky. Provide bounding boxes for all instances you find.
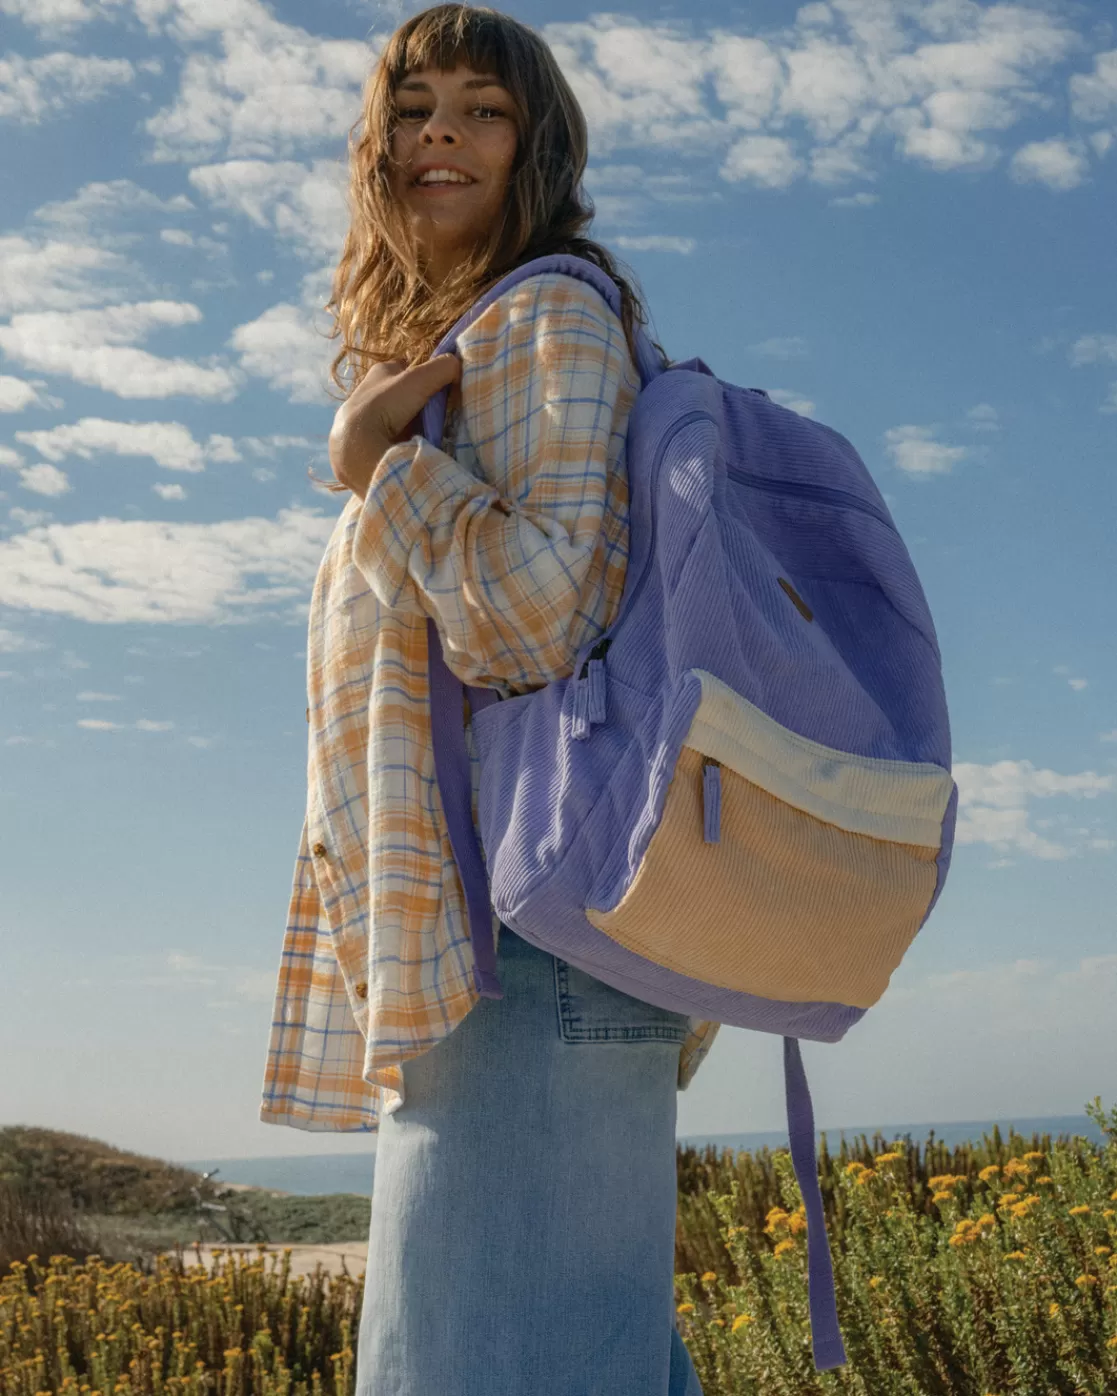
[1,0,1115,1164]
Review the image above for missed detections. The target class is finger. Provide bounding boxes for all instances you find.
[383,355,462,430]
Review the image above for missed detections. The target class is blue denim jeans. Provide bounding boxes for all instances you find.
[354,924,705,1396]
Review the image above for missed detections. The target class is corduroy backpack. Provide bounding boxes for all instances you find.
[418,253,957,1371]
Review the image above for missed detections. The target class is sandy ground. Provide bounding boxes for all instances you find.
[157,1181,369,1277]
[160,1240,369,1278]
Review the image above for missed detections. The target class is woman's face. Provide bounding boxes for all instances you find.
[389,63,519,287]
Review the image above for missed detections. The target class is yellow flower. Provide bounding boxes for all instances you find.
[949,1233,974,1248]
[1110,1189,1117,1201]
[929,1173,964,1190]
[1069,1205,1091,1217]
[765,1207,790,1235]
[845,1161,867,1175]
[932,1190,954,1204]
[774,1239,796,1257]
[978,1214,997,1228]
[868,1276,883,1289]
[1103,1210,1115,1219]
[1023,1151,1044,1161]
[713,1319,725,1327]
[1075,1274,1098,1288]
[788,1212,808,1235]
[1003,1159,1032,1178]
[1004,1251,1028,1262]
[700,1271,717,1283]
[856,1169,877,1185]
[1035,1176,1053,1185]
[1094,1246,1111,1257]
[1049,1302,1060,1316]
[731,1314,754,1332]
[1108,1336,1117,1350]
[955,1220,974,1233]
[874,1151,903,1165]
[677,1303,695,1315]
[978,1165,1001,1182]
[726,1226,743,1238]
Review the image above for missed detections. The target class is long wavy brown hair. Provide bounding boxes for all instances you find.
[308,3,663,495]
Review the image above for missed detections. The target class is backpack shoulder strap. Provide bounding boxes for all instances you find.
[421,254,664,445]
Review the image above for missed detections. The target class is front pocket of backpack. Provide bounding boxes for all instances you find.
[585,668,955,1011]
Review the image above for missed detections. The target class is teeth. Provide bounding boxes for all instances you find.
[416,170,473,185]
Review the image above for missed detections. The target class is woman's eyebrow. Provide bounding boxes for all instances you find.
[396,76,507,92]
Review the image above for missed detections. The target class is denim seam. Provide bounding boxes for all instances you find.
[553,957,689,1044]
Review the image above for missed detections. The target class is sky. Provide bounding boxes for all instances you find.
[0,0,1115,1166]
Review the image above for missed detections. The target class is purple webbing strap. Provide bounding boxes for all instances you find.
[784,1036,848,1370]
[427,619,503,998]
[421,255,662,998]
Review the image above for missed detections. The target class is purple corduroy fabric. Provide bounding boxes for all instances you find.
[421,254,957,1372]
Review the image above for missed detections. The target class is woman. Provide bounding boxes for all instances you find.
[259,6,717,1392]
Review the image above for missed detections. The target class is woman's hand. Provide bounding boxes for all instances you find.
[328,354,461,501]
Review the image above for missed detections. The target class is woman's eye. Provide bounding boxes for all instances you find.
[395,104,507,121]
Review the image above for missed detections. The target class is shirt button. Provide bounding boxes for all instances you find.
[312,842,327,857]
[355,981,368,999]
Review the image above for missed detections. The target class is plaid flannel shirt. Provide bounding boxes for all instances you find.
[259,272,721,1132]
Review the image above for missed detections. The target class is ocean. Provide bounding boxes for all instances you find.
[179,1114,1105,1197]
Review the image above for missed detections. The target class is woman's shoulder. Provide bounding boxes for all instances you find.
[460,268,625,348]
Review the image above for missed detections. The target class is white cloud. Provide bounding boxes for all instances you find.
[143,0,372,162]
[0,626,48,652]
[1009,138,1091,190]
[953,757,1115,862]
[0,374,61,411]
[30,179,193,240]
[1069,334,1117,367]
[966,403,1000,431]
[6,506,52,527]
[0,302,240,399]
[0,50,140,123]
[722,134,805,187]
[14,417,237,472]
[0,0,133,29]
[188,157,349,262]
[883,424,972,476]
[18,462,70,496]
[545,2,1085,192]
[765,389,817,418]
[614,235,695,254]
[1069,48,1117,123]
[0,506,337,625]
[228,302,336,404]
[0,235,138,315]
[749,335,808,360]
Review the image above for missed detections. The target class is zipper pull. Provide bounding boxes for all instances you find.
[578,636,611,681]
[702,757,722,843]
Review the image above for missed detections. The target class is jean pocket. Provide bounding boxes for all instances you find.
[554,956,691,1044]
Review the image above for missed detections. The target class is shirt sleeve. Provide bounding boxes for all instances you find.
[349,272,640,690]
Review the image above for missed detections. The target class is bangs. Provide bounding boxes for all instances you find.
[390,7,512,89]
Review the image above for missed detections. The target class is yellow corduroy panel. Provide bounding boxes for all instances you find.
[585,745,942,1010]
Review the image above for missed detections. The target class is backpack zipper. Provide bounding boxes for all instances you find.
[726,466,894,530]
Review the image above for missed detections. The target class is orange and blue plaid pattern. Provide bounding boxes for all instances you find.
[259,273,721,1132]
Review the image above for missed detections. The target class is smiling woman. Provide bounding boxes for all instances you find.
[265,5,709,1395]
